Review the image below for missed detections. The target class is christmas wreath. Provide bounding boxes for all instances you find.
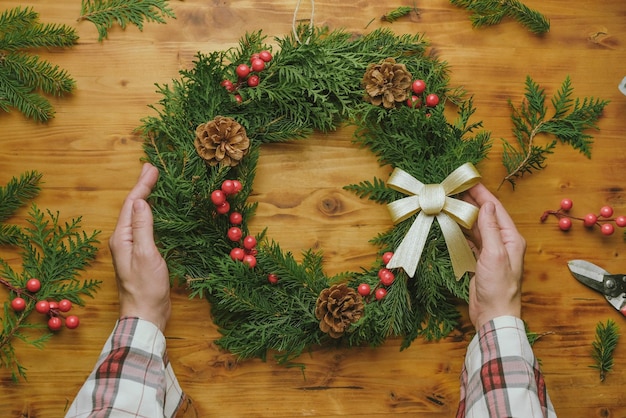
[140,26,490,364]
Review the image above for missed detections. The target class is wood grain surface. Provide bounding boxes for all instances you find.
[2,1,626,416]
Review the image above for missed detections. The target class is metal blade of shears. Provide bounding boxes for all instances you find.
[568,260,626,316]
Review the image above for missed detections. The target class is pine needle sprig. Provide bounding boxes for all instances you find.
[381,6,416,23]
[449,0,550,34]
[0,173,101,380]
[79,0,175,41]
[0,7,77,122]
[590,319,619,382]
[499,75,609,189]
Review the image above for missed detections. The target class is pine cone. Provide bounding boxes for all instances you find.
[194,116,250,167]
[362,58,412,109]
[315,283,364,338]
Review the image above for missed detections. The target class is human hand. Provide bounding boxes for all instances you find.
[464,183,525,330]
[109,163,171,332]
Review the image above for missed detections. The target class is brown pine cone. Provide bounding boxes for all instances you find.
[362,58,412,109]
[194,116,250,167]
[315,283,364,338]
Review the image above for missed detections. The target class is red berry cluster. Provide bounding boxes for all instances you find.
[4,277,80,331]
[406,79,440,110]
[357,251,396,301]
[220,50,273,103]
[211,180,259,268]
[541,198,626,236]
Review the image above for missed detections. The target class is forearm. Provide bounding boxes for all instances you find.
[65,317,185,418]
[457,316,556,418]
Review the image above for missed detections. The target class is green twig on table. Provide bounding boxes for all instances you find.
[590,319,619,382]
[449,0,550,34]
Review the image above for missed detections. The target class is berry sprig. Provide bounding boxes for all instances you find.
[3,277,80,331]
[406,79,440,111]
[210,179,260,268]
[541,198,626,236]
[357,251,397,301]
[221,50,273,102]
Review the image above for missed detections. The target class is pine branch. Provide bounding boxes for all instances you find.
[0,173,101,380]
[499,75,609,189]
[449,0,550,34]
[590,319,619,382]
[0,7,77,122]
[78,0,175,41]
[381,6,416,23]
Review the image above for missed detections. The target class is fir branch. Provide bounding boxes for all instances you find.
[78,0,175,41]
[381,6,416,23]
[0,173,101,380]
[0,7,77,122]
[449,0,550,34]
[499,75,609,189]
[590,319,619,382]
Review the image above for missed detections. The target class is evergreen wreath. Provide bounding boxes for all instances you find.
[140,26,491,365]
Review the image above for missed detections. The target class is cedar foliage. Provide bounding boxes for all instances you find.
[449,0,550,34]
[0,7,77,122]
[0,172,101,380]
[141,27,491,364]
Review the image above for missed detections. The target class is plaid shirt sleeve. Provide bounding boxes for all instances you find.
[65,317,185,418]
[456,316,557,418]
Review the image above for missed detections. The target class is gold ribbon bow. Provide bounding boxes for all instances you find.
[386,162,481,279]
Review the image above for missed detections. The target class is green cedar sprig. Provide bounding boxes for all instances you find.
[0,7,78,122]
[499,75,609,189]
[79,0,175,41]
[141,26,491,364]
[590,319,619,382]
[0,172,101,381]
[449,0,550,34]
[381,6,415,23]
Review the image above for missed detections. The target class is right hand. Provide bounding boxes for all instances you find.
[109,163,171,332]
[464,183,526,330]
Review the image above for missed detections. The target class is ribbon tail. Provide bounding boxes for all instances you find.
[386,212,434,278]
[437,214,476,280]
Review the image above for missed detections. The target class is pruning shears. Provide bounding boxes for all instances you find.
[568,259,626,316]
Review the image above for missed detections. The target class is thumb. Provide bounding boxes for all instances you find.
[477,201,503,251]
[131,199,155,251]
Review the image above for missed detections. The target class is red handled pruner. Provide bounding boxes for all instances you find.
[568,259,626,316]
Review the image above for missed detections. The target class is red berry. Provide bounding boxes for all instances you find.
[560,198,573,211]
[216,201,231,215]
[35,300,50,314]
[601,223,615,236]
[425,93,440,107]
[230,247,245,261]
[243,254,257,268]
[11,297,26,312]
[221,180,236,195]
[48,301,59,310]
[583,213,598,227]
[259,50,272,62]
[250,53,260,62]
[211,190,226,206]
[247,75,260,87]
[26,278,41,293]
[558,217,572,231]
[600,205,614,218]
[357,283,371,296]
[229,211,243,225]
[232,180,242,193]
[48,316,63,331]
[379,269,395,286]
[227,227,243,242]
[407,95,421,108]
[382,251,394,265]
[375,288,387,300]
[236,64,251,79]
[268,273,279,284]
[220,79,235,92]
[411,79,426,94]
[251,58,265,72]
[65,315,80,329]
[58,299,72,312]
[234,94,243,103]
[615,215,626,227]
[243,235,257,250]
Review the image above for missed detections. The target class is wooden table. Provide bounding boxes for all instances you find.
[2,1,625,416]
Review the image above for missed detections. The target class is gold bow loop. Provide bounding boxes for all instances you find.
[385,162,481,279]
